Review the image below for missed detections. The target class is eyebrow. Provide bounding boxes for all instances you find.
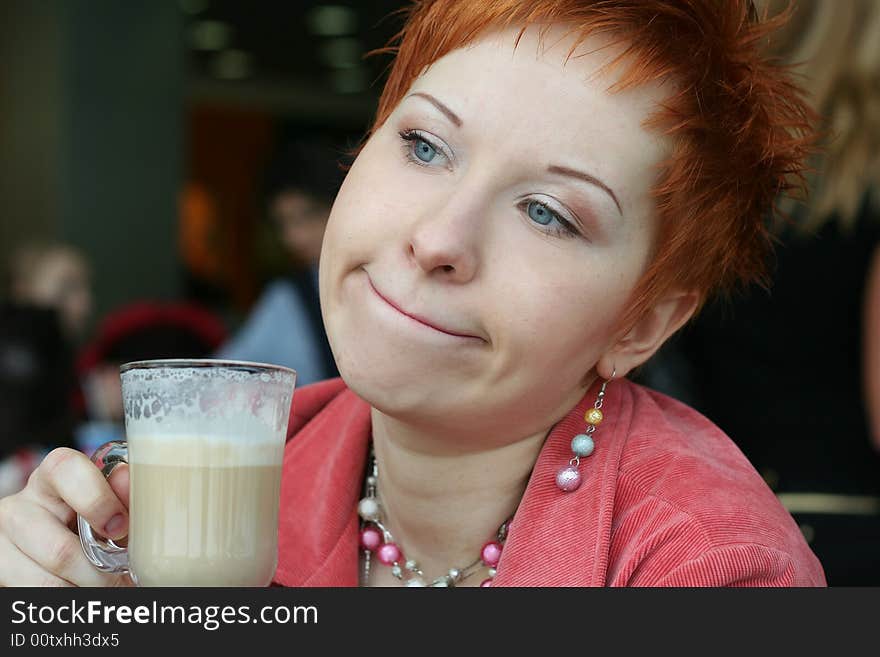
[547,165,623,216]
[407,92,463,127]
[407,91,622,217]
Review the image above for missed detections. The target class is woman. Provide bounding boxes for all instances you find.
[0,0,825,587]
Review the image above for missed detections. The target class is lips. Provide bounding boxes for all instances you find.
[364,272,483,341]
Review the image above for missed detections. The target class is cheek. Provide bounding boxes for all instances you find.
[487,255,640,381]
[325,127,450,255]
[501,286,602,365]
[323,149,400,263]
[343,136,400,200]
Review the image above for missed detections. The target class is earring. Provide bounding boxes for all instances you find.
[556,369,615,492]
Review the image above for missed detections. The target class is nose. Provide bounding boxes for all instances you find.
[407,183,486,283]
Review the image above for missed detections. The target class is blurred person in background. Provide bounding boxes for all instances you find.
[74,301,227,456]
[0,243,88,496]
[6,242,93,343]
[216,138,341,384]
[637,0,880,585]
[0,305,76,497]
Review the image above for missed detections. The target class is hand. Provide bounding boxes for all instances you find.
[0,447,133,586]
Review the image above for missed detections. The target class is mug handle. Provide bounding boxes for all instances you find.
[77,440,131,573]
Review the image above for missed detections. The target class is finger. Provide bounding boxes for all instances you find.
[0,534,72,587]
[5,499,126,587]
[108,463,130,510]
[20,462,76,527]
[23,448,128,541]
[105,465,130,548]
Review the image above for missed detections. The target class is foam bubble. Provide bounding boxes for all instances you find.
[121,364,295,449]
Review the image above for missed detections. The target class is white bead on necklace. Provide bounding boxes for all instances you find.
[357,447,509,587]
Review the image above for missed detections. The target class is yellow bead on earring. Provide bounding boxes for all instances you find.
[584,408,603,425]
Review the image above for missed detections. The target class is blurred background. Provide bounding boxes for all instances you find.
[1,0,401,321]
[0,0,401,492]
[1,0,878,585]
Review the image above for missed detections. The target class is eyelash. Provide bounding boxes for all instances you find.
[517,199,580,239]
[398,129,450,168]
[397,128,581,240]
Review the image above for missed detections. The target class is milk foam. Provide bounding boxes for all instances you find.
[121,363,294,467]
[128,433,284,467]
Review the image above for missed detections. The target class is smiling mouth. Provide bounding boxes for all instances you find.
[365,273,483,341]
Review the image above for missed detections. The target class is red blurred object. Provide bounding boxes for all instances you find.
[73,302,227,421]
[77,301,227,375]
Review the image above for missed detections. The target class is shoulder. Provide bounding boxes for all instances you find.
[259,280,302,308]
[286,377,351,440]
[616,380,757,491]
[233,281,302,328]
[606,381,825,586]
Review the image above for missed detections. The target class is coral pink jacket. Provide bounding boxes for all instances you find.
[273,377,826,586]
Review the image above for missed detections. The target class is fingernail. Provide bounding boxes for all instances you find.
[104,513,127,539]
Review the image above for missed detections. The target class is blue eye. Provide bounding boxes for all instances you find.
[413,137,437,163]
[399,130,448,167]
[527,201,555,225]
[522,199,580,239]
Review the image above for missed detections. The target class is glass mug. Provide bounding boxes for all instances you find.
[78,359,296,586]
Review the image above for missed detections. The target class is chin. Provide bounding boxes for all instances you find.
[333,342,447,416]
[331,342,486,434]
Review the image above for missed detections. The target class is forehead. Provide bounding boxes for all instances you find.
[403,26,670,208]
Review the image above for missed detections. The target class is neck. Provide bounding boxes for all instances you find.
[369,407,549,583]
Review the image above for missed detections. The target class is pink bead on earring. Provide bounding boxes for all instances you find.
[556,369,614,492]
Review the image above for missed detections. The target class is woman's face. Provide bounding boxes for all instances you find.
[320,27,669,440]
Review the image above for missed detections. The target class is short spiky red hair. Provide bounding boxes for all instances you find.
[366,0,815,329]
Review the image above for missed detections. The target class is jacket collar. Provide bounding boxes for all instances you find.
[274,378,626,587]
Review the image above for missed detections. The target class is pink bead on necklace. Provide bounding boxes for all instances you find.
[358,447,511,587]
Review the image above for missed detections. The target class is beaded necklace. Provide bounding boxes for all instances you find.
[357,447,510,587]
[357,374,612,586]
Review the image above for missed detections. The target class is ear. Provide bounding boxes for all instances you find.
[596,290,700,380]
